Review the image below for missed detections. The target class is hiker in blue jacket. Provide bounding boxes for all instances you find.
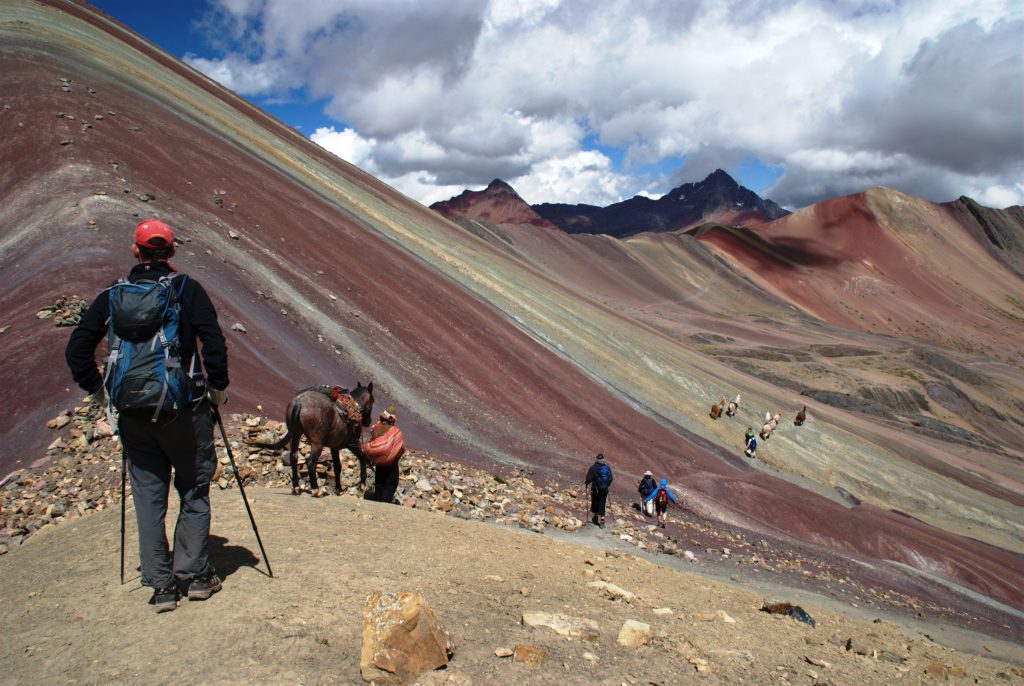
[584,453,613,528]
[644,479,678,528]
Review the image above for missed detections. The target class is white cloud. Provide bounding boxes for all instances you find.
[310,126,377,169]
[189,0,1024,208]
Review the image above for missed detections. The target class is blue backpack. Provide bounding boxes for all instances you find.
[102,274,196,421]
[594,463,612,490]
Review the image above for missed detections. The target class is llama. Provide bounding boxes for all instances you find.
[726,394,740,416]
[710,397,725,419]
[795,405,807,426]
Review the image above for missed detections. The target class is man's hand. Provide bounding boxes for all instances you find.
[208,387,228,406]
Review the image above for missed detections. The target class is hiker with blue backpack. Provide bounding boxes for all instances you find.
[584,453,613,528]
[644,479,679,528]
[65,219,229,613]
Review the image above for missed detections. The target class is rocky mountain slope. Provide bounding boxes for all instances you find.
[1,409,1022,684]
[528,168,789,236]
[1,0,1023,647]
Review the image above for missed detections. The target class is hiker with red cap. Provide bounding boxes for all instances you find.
[363,406,405,504]
[65,218,228,613]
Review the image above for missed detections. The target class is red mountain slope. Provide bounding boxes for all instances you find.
[2,0,1023,626]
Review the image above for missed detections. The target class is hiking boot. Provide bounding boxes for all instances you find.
[591,515,599,525]
[187,571,222,601]
[150,586,179,613]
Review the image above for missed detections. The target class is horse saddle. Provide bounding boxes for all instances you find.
[307,384,362,423]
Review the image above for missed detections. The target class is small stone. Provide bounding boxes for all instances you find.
[59,139,73,146]
[494,647,513,658]
[582,652,598,662]
[484,575,503,582]
[924,663,948,680]
[688,657,712,673]
[231,322,247,333]
[512,644,547,666]
[652,607,673,616]
[228,230,240,239]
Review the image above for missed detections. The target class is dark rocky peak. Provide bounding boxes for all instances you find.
[663,169,738,202]
[485,178,516,194]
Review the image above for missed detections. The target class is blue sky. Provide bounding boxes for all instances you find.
[90,0,1022,209]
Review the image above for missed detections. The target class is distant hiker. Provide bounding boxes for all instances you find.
[745,435,758,459]
[363,406,405,504]
[584,453,613,528]
[726,394,740,417]
[637,470,656,517]
[744,426,755,444]
[65,219,228,613]
[644,479,678,528]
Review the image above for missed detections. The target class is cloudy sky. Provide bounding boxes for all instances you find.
[94,0,1023,209]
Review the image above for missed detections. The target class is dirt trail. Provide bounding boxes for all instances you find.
[1,487,1021,685]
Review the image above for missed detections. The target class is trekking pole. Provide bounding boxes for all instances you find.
[120,445,127,585]
[212,406,273,577]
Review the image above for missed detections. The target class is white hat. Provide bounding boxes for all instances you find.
[644,470,652,476]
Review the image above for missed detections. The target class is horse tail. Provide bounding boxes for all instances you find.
[263,402,302,450]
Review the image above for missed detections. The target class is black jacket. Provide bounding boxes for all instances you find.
[65,260,228,394]
[638,475,656,496]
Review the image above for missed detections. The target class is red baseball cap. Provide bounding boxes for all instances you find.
[134,219,174,248]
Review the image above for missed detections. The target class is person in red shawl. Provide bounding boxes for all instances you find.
[363,406,405,503]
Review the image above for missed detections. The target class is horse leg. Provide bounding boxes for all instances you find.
[351,439,370,491]
[289,434,302,495]
[308,442,326,497]
[331,447,343,495]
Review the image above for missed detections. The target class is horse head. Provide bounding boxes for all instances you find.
[352,381,375,427]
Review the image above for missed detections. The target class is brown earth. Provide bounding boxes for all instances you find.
[0,0,1022,650]
[1,482,1023,685]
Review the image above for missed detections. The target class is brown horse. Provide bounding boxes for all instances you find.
[267,382,375,496]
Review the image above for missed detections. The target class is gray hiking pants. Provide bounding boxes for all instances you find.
[119,400,216,590]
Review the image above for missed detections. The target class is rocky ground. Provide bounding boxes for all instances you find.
[1,401,1022,685]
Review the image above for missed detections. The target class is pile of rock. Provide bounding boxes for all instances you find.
[36,295,87,326]
[237,414,587,533]
[1,403,120,554]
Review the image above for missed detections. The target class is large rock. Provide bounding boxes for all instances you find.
[616,620,651,647]
[586,579,636,602]
[360,591,455,684]
[521,611,599,639]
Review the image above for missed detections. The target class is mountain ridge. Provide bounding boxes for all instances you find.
[2,0,1023,640]
[432,169,790,238]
